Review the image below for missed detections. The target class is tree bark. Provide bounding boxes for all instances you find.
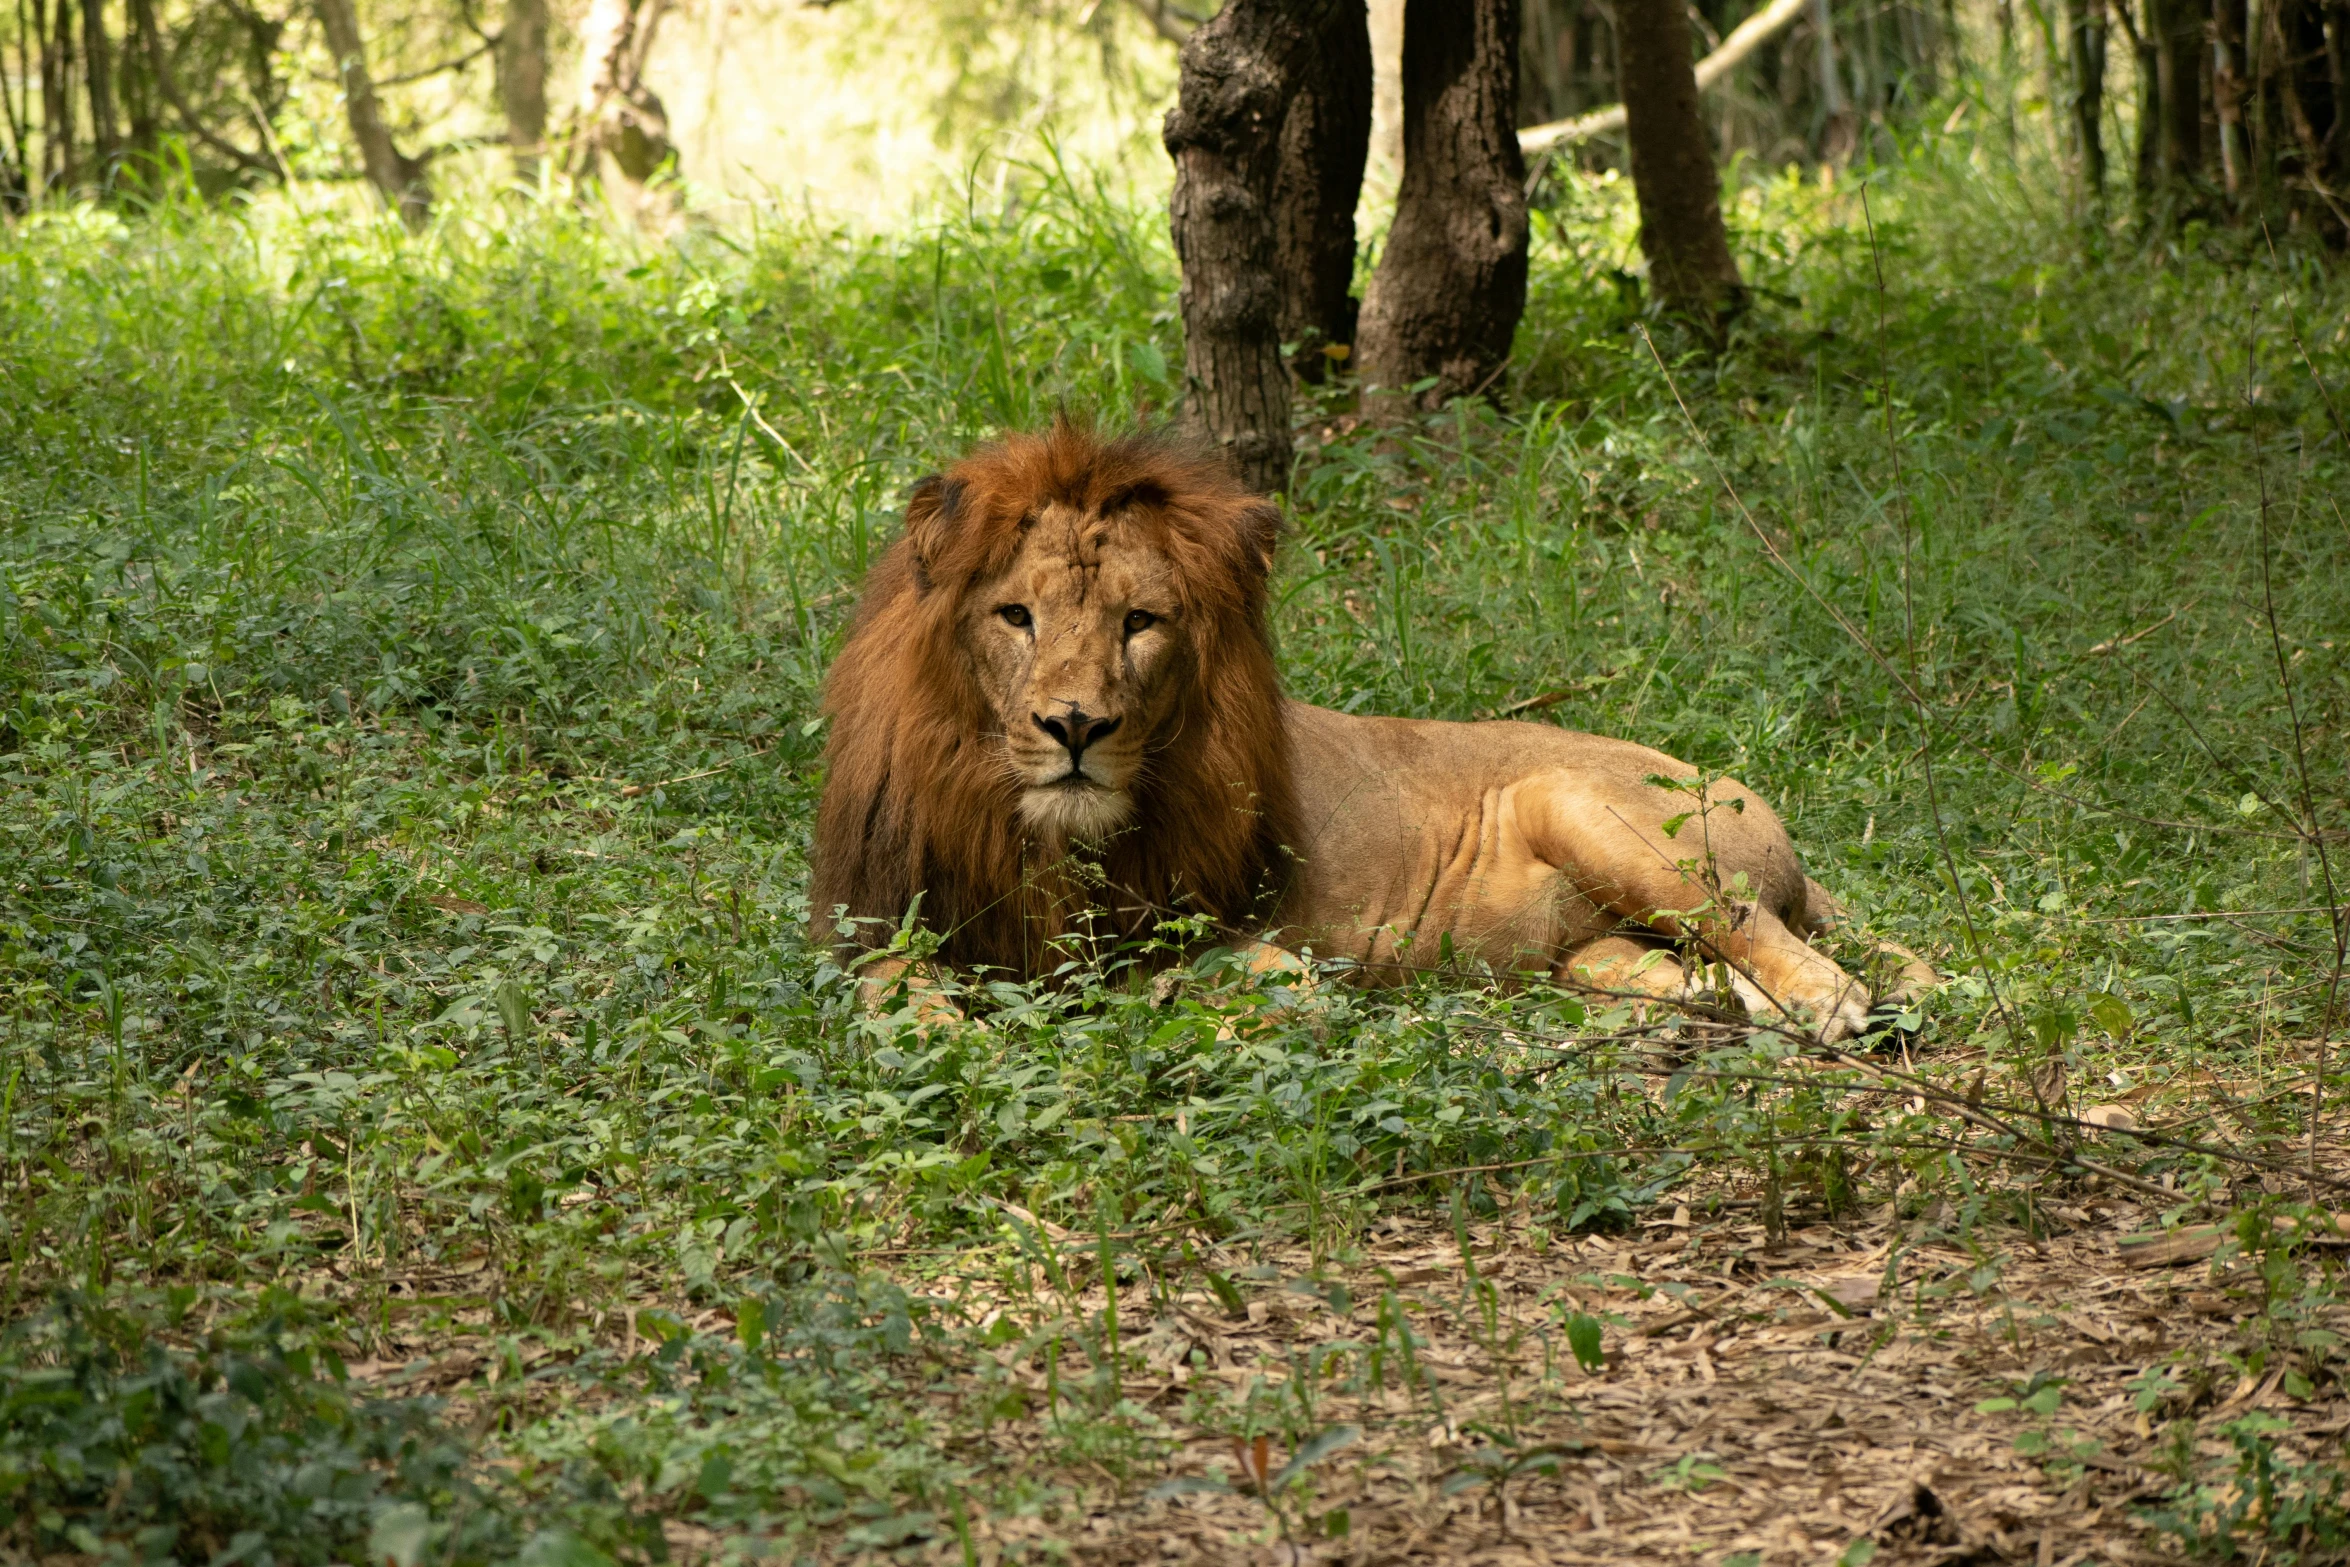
[499,0,549,177]
[1355,0,1528,413]
[1612,0,1743,328]
[2330,0,2350,180]
[2068,0,2109,201]
[572,0,680,224]
[315,0,429,225]
[1163,0,1344,492]
[2275,0,2338,173]
[2331,0,2350,184]
[2118,0,2162,195]
[2214,0,2248,197]
[1273,0,1372,383]
[43,0,75,190]
[3,0,30,205]
[2150,0,2205,183]
[79,0,116,177]
[1808,0,1856,159]
[118,0,157,177]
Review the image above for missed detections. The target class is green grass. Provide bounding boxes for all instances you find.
[3,105,2349,1562]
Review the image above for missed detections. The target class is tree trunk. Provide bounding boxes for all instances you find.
[2068,0,2108,201]
[1163,0,1344,492]
[2122,0,2162,195]
[2,0,30,206]
[1355,0,1528,414]
[119,0,157,178]
[43,0,75,190]
[79,0,116,178]
[1273,0,1372,383]
[130,0,272,180]
[2275,0,2338,174]
[1612,0,1743,328]
[315,0,429,226]
[2214,0,2248,196]
[1809,0,1856,159]
[2151,0,2205,183]
[499,0,549,177]
[2330,0,2350,180]
[572,0,680,225]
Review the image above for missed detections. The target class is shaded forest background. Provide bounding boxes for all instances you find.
[6,0,2345,243]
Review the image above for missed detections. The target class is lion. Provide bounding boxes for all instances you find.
[810,423,1932,1043]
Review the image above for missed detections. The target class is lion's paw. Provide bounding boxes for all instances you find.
[1749,970,1871,1046]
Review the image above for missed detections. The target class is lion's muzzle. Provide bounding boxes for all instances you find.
[1031,707,1122,769]
[1016,703,1134,839]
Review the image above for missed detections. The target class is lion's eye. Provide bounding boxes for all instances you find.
[1123,610,1156,636]
[998,605,1032,629]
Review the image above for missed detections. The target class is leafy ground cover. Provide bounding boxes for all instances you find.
[4,99,2350,1565]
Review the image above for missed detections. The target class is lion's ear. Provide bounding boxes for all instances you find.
[903,474,966,590]
[1236,501,1282,577]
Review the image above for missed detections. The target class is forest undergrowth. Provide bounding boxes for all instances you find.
[3,104,2350,1566]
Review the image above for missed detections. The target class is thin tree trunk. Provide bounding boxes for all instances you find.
[572,0,680,222]
[2151,0,2205,182]
[1612,0,1743,329]
[2214,0,2247,196]
[119,0,155,176]
[1273,0,1371,383]
[44,0,76,190]
[130,0,271,178]
[1809,0,1855,158]
[1855,0,1883,114]
[2068,0,2108,201]
[2276,0,2337,178]
[499,0,549,176]
[2329,0,2350,182]
[79,0,115,178]
[315,0,429,225]
[1354,0,1528,414]
[1524,0,1567,123]
[2033,0,2068,157]
[3,0,29,205]
[1163,0,1342,491]
[2114,0,2163,193]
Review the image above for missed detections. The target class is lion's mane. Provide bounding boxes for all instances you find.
[809,423,1299,977]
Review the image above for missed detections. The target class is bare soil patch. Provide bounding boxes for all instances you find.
[940,1206,2350,1566]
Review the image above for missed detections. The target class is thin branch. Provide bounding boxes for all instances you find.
[1519,0,1809,155]
[131,0,275,175]
[1121,0,1206,46]
[369,38,496,89]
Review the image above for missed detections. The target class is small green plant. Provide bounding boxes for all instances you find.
[0,1294,519,1565]
[2139,1413,2350,1562]
[1148,1425,1361,1543]
[1975,1371,2105,1483]
[1651,1451,1730,1491]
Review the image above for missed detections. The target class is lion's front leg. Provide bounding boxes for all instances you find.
[1704,910,1873,1045]
[1612,883,1871,1044]
[1798,876,1941,1010]
[1515,777,1873,1044]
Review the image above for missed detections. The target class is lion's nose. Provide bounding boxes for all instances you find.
[1033,708,1121,762]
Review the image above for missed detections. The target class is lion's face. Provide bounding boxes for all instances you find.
[962,503,1190,841]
